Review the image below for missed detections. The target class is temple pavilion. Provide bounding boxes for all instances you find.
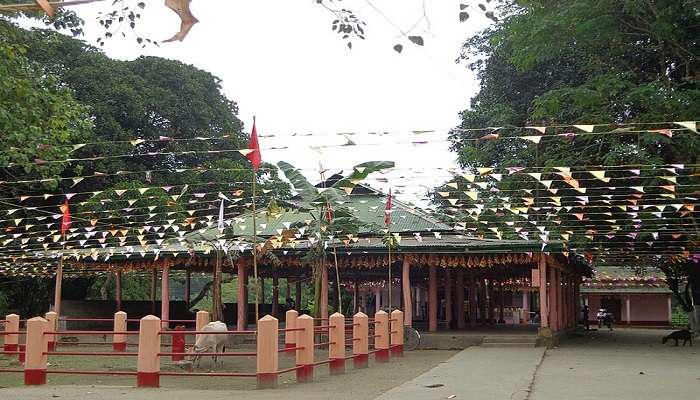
[26,182,589,338]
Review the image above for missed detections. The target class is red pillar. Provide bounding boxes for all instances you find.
[469,274,477,327]
[402,258,412,326]
[538,256,548,328]
[161,265,170,330]
[428,265,438,332]
[549,267,558,332]
[456,270,465,329]
[444,269,452,328]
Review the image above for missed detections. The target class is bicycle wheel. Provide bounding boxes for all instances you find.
[403,326,421,351]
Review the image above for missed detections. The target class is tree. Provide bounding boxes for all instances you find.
[0,20,291,312]
[446,0,700,327]
[276,160,394,317]
[0,42,93,193]
[0,0,498,52]
[657,255,700,333]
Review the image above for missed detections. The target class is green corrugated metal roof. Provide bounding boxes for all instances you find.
[190,193,452,240]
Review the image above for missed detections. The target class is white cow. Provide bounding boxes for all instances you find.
[190,321,228,368]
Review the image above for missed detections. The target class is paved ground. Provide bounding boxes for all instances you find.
[375,347,544,400]
[1,328,697,399]
[530,328,699,400]
[378,328,698,400]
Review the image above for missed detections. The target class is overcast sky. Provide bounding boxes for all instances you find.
[64,0,492,203]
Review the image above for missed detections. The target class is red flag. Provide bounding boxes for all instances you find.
[247,117,262,170]
[60,200,71,235]
[384,189,392,226]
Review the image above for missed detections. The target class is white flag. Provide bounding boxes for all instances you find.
[218,199,225,233]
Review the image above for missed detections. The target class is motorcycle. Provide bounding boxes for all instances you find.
[596,309,614,331]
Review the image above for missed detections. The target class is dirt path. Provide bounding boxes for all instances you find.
[0,350,457,400]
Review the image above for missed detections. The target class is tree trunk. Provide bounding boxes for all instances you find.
[212,252,223,322]
[189,281,213,309]
[312,262,322,318]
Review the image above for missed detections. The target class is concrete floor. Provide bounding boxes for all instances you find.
[530,328,699,400]
[379,328,699,400]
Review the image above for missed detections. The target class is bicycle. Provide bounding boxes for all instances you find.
[403,325,421,351]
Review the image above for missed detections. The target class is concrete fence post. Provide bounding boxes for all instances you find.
[24,317,49,385]
[44,312,57,352]
[195,310,210,343]
[284,309,299,352]
[256,315,279,388]
[329,312,345,375]
[390,310,404,357]
[374,310,389,363]
[4,314,19,356]
[113,311,127,352]
[352,312,369,369]
[295,314,314,383]
[136,315,161,388]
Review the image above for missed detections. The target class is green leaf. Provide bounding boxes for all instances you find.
[277,161,318,201]
[332,160,395,190]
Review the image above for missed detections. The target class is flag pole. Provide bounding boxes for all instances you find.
[54,200,70,319]
[387,228,392,311]
[54,237,65,318]
[386,189,392,312]
[250,116,260,322]
[252,171,259,322]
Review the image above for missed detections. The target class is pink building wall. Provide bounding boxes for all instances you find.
[583,293,671,326]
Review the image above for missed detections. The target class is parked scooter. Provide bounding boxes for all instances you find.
[596,308,614,331]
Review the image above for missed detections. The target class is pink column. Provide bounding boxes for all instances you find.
[428,265,438,332]
[256,315,279,388]
[538,256,549,328]
[295,315,314,382]
[4,314,19,355]
[328,312,346,375]
[24,317,49,385]
[522,289,530,324]
[390,309,404,357]
[137,315,161,387]
[284,309,299,352]
[402,258,412,326]
[44,311,57,352]
[374,310,390,362]
[113,311,127,352]
[352,312,369,369]
[161,265,170,329]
